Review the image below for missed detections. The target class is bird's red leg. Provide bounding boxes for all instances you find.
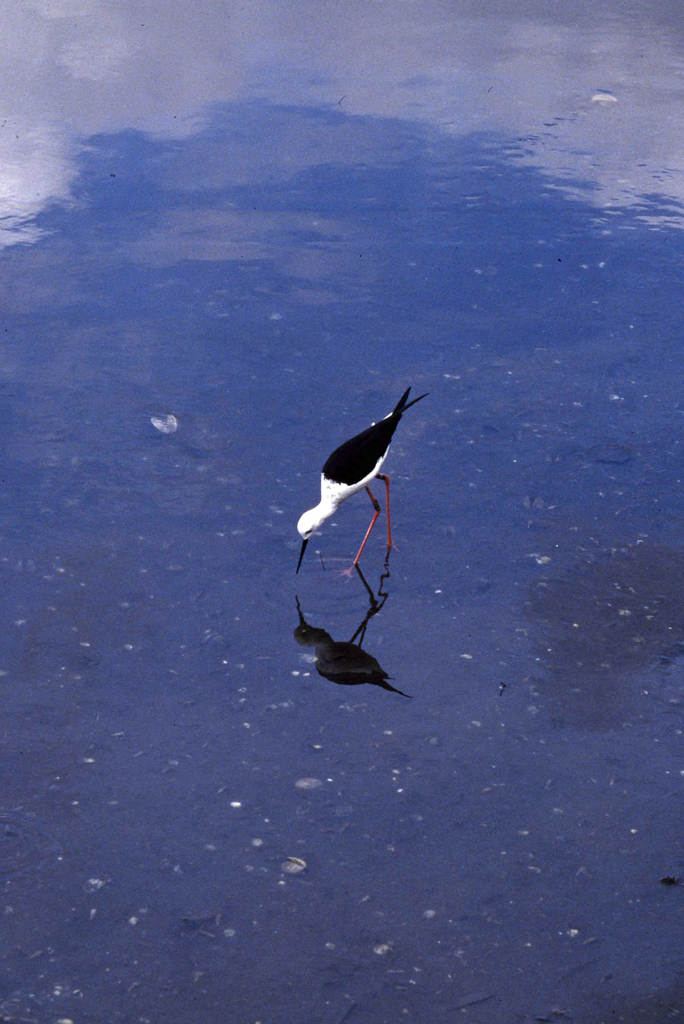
[340,487,381,575]
[353,487,381,565]
[376,473,392,549]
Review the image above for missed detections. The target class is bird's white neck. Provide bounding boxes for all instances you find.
[297,476,347,538]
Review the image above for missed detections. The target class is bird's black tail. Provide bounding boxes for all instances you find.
[393,387,428,416]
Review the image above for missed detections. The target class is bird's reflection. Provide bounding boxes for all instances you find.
[294,564,411,698]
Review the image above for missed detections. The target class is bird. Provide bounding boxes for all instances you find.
[296,386,428,573]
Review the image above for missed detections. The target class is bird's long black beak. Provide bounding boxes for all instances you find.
[296,538,309,574]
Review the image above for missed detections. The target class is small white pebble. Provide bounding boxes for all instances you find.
[151,414,178,434]
[591,90,617,104]
[282,857,307,874]
[295,777,322,790]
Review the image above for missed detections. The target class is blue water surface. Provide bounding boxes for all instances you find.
[2,3,684,1022]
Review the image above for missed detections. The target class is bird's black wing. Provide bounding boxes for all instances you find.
[322,416,399,485]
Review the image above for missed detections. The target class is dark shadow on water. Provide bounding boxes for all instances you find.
[592,973,684,1023]
[526,541,684,729]
[0,811,63,880]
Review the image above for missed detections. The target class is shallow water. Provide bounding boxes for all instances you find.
[2,2,684,1022]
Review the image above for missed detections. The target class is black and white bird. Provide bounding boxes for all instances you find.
[296,387,428,573]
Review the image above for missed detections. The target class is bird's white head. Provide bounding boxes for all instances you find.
[296,503,335,574]
[297,505,331,539]
[296,479,342,573]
